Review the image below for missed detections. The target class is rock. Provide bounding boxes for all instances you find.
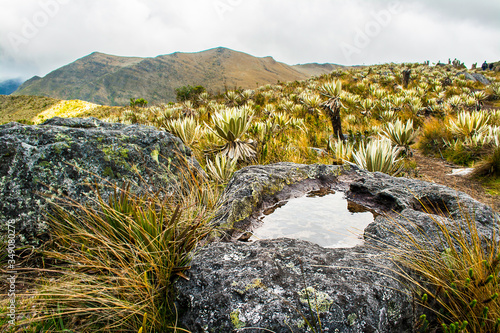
[471,73,491,85]
[457,72,491,85]
[176,163,498,332]
[0,117,199,247]
[448,168,474,176]
[210,163,342,240]
[178,238,413,333]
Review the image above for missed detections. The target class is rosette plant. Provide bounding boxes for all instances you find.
[206,106,256,162]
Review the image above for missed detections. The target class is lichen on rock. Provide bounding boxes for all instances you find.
[176,163,499,332]
[0,117,199,247]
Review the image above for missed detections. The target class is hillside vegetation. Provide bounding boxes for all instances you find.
[12,47,339,106]
[81,62,497,204]
[0,95,60,124]
[0,95,124,125]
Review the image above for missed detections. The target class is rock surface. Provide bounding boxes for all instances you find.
[457,72,491,85]
[176,163,498,332]
[210,163,342,240]
[0,117,198,246]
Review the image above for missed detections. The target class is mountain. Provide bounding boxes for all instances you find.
[12,48,339,106]
[0,78,24,95]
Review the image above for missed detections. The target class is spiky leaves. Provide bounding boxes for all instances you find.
[328,136,354,162]
[448,111,491,139]
[352,138,404,175]
[32,177,215,332]
[205,154,237,183]
[163,117,204,146]
[207,106,256,162]
[320,80,345,138]
[381,119,419,155]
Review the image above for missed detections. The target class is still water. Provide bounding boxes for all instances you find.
[250,190,375,248]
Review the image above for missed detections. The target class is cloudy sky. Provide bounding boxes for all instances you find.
[0,0,499,82]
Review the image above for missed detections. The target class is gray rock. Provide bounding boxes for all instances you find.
[210,163,342,240]
[176,163,498,332]
[457,72,491,85]
[178,238,413,333]
[0,117,199,247]
[471,73,491,85]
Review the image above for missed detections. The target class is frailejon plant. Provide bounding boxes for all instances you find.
[300,92,323,115]
[386,203,500,333]
[448,111,490,140]
[352,138,404,176]
[163,116,204,146]
[205,154,237,184]
[206,106,256,162]
[328,136,354,163]
[381,119,419,155]
[320,80,345,138]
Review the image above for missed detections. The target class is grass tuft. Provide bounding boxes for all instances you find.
[385,202,500,332]
[14,165,219,332]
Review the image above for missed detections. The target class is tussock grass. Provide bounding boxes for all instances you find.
[384,202,500,332]
[12,164,220,332]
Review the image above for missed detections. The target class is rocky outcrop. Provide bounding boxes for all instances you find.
[178,238,412,333]
[457,72,491,85]
[211,163,343,240]
[0,117,198,246]
[176,163,498,332]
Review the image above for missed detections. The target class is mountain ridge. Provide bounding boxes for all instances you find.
[13,47,341,106]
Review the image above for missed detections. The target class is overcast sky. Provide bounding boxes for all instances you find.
[0,0,499,82]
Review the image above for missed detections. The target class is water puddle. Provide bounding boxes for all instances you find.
[250,189,375,248]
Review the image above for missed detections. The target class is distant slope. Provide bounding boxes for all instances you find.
[0,78,24,95]
[0,95,60,124]
[13,47,328,106]
[0,95,122,124]
[292,63,343,77]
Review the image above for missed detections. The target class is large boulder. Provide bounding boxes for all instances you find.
[176,163,498,332]
[0,117,199,247]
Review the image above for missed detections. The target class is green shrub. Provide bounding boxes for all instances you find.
[175,85,205,103]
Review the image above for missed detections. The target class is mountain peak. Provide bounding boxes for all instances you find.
[13,49,341,105]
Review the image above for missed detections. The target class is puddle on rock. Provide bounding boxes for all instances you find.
[250,190,375,248]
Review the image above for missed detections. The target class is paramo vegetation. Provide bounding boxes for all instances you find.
[104,62,500,185]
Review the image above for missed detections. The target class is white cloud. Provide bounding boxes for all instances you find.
[0,0,498,81]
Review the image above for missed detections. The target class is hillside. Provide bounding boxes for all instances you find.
[0,95,123,124]
[12,47,338,106]
[292,63,343,77]
[0,95,60,124]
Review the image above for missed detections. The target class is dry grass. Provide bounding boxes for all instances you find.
[384,202,500,332]
[4,163,220,332]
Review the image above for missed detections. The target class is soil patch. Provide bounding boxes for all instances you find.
[412,152,499,212]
